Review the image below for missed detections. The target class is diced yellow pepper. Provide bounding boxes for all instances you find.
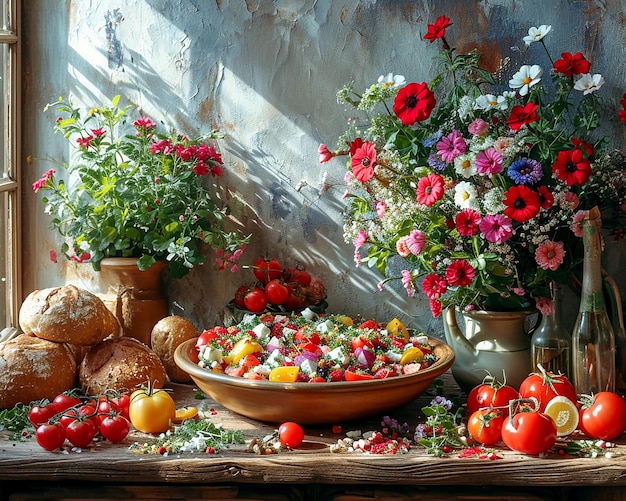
[229,339,263,365]
[386,318,410,342]
[337,315,354,327]
[269,366,300,382]
[399,346,423,365]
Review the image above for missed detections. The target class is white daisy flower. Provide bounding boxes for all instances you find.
[475,94,508,111]
[377,73,406,89]
[523,25,552,46]
[454,181,479,210]
[453,152,477,179]
[574,73,605,95]
[509,64,543,96]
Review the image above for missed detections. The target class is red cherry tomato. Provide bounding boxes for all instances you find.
[519,371,577,412]
[52,391,82,413]
[350,335,374,352]
[233,285,250,308]
[196,328,218,351]
[278,421,304,448]
[65,418,98,448]
[467,408,504,445]
[283,268,311,285]
[253,257,283,284]
[99,414,131,443]
[467,381,519,416]
[244,287,268,313]
[29,403,58,428]
[579,392,626,440]
[501,406,557,455]
[265,279,289,305]
[35,422,66,451]
[344,370,374,381]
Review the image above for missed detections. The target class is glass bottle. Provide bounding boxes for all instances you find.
[531,281,571,377]
[571,206,616,395]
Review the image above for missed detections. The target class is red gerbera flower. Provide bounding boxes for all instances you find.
[429,299,443,318]
[553,52,591,77]
[552,148,592,186]
[421,273,448,299]
[455,208,481,236]
[351,142,377,183]
[445,259,475,287]
[393,82,436,126]
[423,15,451,43]
[349,137,364,155]
[503,185,541,223]
[507,102,539,131]
[416,173,445,206]
[619,93,626,123]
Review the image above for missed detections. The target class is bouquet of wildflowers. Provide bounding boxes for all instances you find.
[320,16,626,316]
[33,95,250,279]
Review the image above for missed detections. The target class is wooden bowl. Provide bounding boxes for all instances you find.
[174,337,455,425]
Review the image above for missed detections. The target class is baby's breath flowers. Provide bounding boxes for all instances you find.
[322,15,626,315]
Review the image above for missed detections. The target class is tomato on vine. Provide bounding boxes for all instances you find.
[244,287,268,313]
[28,402,58,428]
[466,375,519,417]
[518,367,577,412]
[253,257,283,284]
[501,398,557,455]
[52,391,82,413]
[467,408,503,445]
[579,392,626,440]
[100,414,131,443]
[35,422,66,451]
[65,417,98,448]
[265,279,289,305]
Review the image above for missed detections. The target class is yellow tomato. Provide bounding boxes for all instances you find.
[386,318,409,342]
[399,346,424,365]
[269,366,300,382]
[129,387,176,434]
[337,315,354,327]
[229,338,263,365]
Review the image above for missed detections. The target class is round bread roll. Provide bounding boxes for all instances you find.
[19,285,120,346]
[78,337,166,394]
[0,334,77,409]
[151,316,199,383]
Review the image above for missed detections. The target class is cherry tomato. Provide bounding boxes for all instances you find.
[233,285,250,308]
[196,328,218,351]
[351,335,374,352]
[344,370,374,381]
[467,409,503,445]
[579,392,626,440]
[65,418,98,448]
[282,268,311,285]
[99,414,131,443]
[116,394,131,420]
[501,407,557,455]
[52,391,82,413]
[467,381,519,416]
[244,287,268,313]
[278,421,304,448]
[519,371,577,412]
[29,403,58,428]
[253,257,283,284]
[265,279,289,305]
[129,387,176,434]
[35,422,66,451]
[282,284,306,311]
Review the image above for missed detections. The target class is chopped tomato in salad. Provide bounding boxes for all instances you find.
[195,313,437,382]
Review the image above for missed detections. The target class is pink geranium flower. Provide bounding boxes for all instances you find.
[437,129,467,163]
[535,240,565,271]
[479,214,513,243]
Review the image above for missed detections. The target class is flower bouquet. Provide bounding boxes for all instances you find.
[33,95,250,279]
[321,16,626,316]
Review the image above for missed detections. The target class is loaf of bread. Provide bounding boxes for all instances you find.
[78,337,167,394]
[19,285,120,346]
[0,334,77,409]
[151,316,199,383]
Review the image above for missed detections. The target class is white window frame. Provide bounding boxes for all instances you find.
[0,0,21,328]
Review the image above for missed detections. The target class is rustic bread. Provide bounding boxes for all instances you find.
[0,333,77,409]
[151,316,199,383]
[78,337,166,394]
[19,285,120,346]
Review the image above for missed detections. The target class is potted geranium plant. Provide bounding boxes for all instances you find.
[319,16,626,388]
[32,95,250,280]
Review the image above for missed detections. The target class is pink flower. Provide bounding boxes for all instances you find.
[446,259,475,287]
[479,214,513,243]
[571,209,588,237]
[429,299,443,318]
[455,208,481,236]
[376,201,387,218]
[396,236,411,258]
[475,147,503,176]
[32,169,55,193]
[133,116,157,130]
[416,173,445,206]
[193,160,209,176]
[535,296,554,316]
[353,230,368,266]
[468,118,489,136]
[351,142,377,182]
[49,250,58,263]
[406,230,426,255]
[401,269,416,297]
[318,144,334,163]
[535,240,565,271]
[437,130,467,163]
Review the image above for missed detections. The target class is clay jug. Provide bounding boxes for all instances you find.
[98,258,169,347]
[443,307,536,391]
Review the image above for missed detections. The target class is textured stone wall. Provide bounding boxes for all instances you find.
[22,0,626,336]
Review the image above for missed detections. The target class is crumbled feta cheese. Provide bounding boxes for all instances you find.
[266,349,285,368]
[254,364,272,376]
[411,334,429,345]
[385,350,402,363]
[252,323,271,341]
[202,347,223,363]
[301,307,317,321]
[267,336,284,349]
[316,319,335,333]
[327,346,349,365]
[282,326,297,336]
[299,358,318,374]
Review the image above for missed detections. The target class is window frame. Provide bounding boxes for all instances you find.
[0,0,21,329]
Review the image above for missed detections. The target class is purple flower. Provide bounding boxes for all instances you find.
[507,157,544,185]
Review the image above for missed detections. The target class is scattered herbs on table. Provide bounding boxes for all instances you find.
[557,439,618,458]
[0,403,35,441]
[129,418,245,455]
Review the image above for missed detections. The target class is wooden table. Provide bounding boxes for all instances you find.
[1,372,625,501]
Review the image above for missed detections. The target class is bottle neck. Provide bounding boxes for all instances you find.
[580,209,605,312]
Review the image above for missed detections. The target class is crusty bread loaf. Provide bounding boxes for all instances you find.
[151,316,199,383]
[0,334,77,409]
[19,285,120,346]
[78,337,166,394]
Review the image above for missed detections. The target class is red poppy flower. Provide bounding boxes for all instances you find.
[349,137,364,155]
[619,93,626,123]
[571,137,594,158]
[537,185,554,210]
[503,185,541,222]
[445,259,475,287]
[351,142,377,182]
[553,52,590,77]
[552,148,592,186]
[416,173,445,206]
[393,82,436,126]
[455,208,481,236]
[423,15,451,43]
[507,102,539,131]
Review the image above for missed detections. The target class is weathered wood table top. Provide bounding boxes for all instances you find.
[1,371,625,492]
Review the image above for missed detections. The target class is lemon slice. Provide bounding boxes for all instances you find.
[173,406,199,424]
[386,318,410,342]
[544,395,579,436]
